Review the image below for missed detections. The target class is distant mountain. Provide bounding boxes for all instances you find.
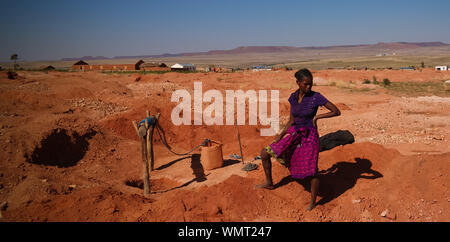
[114,53,181,59]
[180,46,300,56]
[60,42,449,61]
[61,56,110,61]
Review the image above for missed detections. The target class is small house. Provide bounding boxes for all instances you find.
[41,65,56,71]
[400,67,415,70]
[171,63,196,71]
[252,65,272,71]
[87,60,145,71]
[72,60,89,71]
[141,62,169,71]
[135,60,145,70]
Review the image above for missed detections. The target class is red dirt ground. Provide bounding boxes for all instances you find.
[0,69,449,222]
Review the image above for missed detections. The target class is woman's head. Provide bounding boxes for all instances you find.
[295,68,313,94]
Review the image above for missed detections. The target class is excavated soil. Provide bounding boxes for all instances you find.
[0,69,449,222]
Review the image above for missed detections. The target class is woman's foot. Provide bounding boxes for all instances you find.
[306,202,316,211]
[254,182,275,190]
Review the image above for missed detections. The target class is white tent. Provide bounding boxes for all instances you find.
[171,63,196,71]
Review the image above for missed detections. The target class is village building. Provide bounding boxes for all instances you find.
[41,65,55,71]
[400,66,415,70]
[141,62,169,71]
[71,60,145,71]
[252,65,273,71]
[171,63,196,71]
[435,66,448,71]
[72,60,89,71]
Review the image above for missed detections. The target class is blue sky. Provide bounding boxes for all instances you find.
[1,0,450,61]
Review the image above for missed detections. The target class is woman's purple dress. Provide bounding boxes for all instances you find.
[266,90,328,179]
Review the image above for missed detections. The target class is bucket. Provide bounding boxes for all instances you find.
[201,141,223,171]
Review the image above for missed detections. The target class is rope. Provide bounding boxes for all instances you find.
[154,121,210,156]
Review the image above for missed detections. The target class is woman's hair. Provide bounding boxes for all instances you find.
[295,68,313,82]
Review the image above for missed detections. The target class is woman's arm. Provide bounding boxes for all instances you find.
[313,101,341,127]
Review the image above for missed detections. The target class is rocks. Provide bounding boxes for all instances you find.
[380,209,389,217]
[71,98,128,116]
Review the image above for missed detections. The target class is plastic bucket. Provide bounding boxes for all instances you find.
[201,142,223,171]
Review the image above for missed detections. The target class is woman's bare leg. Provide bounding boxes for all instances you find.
[255,148,274,189]
[307,176,319,211]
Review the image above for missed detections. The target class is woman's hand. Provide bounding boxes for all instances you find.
[313,117,318,127]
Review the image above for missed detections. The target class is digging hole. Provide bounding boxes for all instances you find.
[26,128,97,167]
[125,179,144,189]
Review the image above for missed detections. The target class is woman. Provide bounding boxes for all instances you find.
[255,68,341,211]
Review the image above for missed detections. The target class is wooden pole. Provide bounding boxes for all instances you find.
[145,118,152,172]
[135,112,161,194]
[149,113,160,171]
[150,124,155,171]
[131,121,139,136]
[144,118,151,194]
[235,122,244,164]
[141,135,150,195]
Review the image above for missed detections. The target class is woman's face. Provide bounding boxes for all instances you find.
[296,77,313,94]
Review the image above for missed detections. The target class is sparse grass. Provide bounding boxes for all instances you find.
[329,80,377,93]
[384,81,450,97]
[350,88,372,92]
[372,76,379,85]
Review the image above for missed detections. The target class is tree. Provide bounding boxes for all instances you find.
[10,54,18,70]
[421,61,425,68]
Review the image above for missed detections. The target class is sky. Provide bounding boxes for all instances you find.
[1,0,450,62]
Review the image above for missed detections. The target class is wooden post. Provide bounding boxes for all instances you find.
[134,112,161,195]
[143,118,151,194]
[131,121,139,136]
[150,113,160,171]
[134,117,150,195]
[235,122,244,164]
[149,124,155,171]
[141,135,151,195]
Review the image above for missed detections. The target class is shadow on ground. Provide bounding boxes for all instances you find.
[275,158,382,205]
